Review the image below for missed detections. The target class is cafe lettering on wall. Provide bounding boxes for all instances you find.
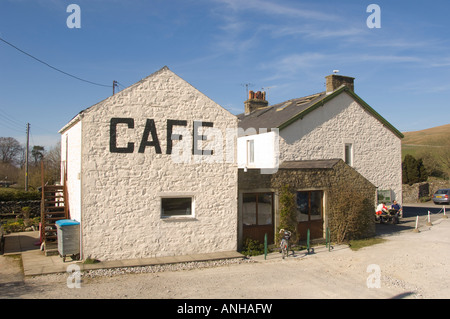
[109,118,214,155]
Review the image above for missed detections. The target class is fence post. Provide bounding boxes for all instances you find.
[413,215,420,233]
[264,233,267,260]
[443,206,448,219]
[327,228,331,252]
[426,211,433,226]
[307,229,310,254]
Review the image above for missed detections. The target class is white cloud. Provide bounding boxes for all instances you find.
[215,0,339,21]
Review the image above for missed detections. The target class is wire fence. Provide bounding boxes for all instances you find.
[409,206,448,232]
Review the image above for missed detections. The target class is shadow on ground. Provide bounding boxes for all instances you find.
[375,204,448,237]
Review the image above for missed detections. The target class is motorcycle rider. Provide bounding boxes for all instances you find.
[391,200,402,218]
[376,202,389,222]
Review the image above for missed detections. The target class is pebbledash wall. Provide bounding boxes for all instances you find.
[59,66,238,261]
[279,92,403,204]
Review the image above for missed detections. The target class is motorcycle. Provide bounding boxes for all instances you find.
[375,209,400,224]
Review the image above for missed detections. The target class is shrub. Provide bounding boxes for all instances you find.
[3,221,25,233]
[2,216,39,233]
[0,189,40,202]
[241,238,265,256]
[402,154,428,185]
[275,185,298,245]
[328,187,375,244]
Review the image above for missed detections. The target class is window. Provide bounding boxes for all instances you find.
[161,197,193,217]
[344,143,353,166]
[247,140,255,164]
[296,191,323,222]
[242,193,273,226]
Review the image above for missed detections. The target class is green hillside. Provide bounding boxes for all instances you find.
[402,124,450,179]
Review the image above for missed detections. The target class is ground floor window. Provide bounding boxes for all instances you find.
[296,191,323,222]
[161,197,193,217]
[243,193,273,225]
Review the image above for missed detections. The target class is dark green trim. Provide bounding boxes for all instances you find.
[277,86,404,139]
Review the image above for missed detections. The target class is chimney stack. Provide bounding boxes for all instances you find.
[244,90,268,115]
[325,74,355,94]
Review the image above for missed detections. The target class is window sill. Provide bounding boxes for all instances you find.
[161,216,197,222]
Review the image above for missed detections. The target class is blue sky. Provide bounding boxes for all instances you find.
[1,0,449,150]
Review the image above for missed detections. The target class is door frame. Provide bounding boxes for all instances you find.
[239,190,276,248]
[295,189,326,241]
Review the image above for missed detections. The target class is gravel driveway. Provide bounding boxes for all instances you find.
[1,204,450,300]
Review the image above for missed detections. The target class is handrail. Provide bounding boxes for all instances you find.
[40,161,45,243]
[63,163,70,219]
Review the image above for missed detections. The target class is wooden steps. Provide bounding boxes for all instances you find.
[41,184,68,242]
[40,161,70,254]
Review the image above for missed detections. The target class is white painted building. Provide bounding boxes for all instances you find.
[59,66,238,261]
[58,69,403,259]
[238,74,403,202]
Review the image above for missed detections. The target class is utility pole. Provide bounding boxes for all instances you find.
[25,123,30,191]
[113,80,118,95]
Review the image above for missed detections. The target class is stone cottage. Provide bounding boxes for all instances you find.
[238,159,376,244]
[59,66,238,261]
[237,74,403,245]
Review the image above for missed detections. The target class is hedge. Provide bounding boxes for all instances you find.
[0,190,40,202]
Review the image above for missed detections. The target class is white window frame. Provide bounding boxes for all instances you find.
[160,194,195,219]
[247,139,255,165]
[344,143,353,166]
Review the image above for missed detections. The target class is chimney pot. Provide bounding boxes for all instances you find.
[244,90,268,115]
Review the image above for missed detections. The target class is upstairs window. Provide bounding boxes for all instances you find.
[345,143,353,166]
[247,139,255,165]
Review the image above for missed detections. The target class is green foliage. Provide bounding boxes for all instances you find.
[402,154,428,185]
[0,189,40,202]
[349,238,386,251]
[83,256,100,264]
[329,187,375,244]
[275,185,298,244]
[2,217,40,233]
[241,238,264,256]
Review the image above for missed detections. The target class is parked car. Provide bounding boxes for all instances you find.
[432,189,450,205]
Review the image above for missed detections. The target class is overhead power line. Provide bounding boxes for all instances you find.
[0,36,111,88]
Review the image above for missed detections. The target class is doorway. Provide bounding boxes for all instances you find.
[242,192,274,244]
[296,190,324,240]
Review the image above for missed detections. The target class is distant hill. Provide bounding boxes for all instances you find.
[402,124,450,179]
[402,124,450,147]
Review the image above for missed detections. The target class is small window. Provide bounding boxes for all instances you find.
[247,140,255,164]
[161,197,193,217]
[296,191,323,222]
[344,143,353,166]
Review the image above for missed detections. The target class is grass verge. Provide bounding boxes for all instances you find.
[348,237,387,251]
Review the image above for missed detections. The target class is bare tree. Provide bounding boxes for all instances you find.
[0,137,23,164]
[44,141,61,183]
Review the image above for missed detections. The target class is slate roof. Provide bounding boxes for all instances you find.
[237,92,326,131]
[237,86,404,139]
